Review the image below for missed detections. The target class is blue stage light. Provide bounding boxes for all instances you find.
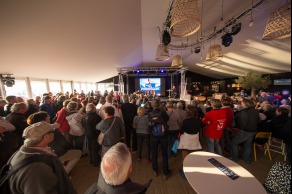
[160,69,164,73]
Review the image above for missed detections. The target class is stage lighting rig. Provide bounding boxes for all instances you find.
[221,33,233,47]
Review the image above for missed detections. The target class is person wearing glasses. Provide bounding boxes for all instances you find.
[7,121,76,194]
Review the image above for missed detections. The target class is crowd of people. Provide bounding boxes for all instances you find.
[0,88,291,193]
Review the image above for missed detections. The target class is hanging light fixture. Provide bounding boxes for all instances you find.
[170,0,201,37]
[206,44,223,61]
[171,55,183,67]
[155,27,170,61]
[262,4,291,40]
[155,44,170,61]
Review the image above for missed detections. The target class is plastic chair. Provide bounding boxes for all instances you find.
[253,132,272,161]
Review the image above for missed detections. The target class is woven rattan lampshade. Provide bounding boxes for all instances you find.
[262,4,291,40]
[171,55,183,67]
[170,0,201,38]
[206,44,223,61]
[155,44,170,61]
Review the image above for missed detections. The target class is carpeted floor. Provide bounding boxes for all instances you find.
[70,143,286,194]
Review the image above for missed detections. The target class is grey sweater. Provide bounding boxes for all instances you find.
[96,116,125,146]
[133,115,149,134]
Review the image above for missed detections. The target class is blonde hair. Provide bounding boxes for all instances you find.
[137,107,145,116]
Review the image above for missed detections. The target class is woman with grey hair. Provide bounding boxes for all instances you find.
[5,102,28,148]
[85,143,151,194]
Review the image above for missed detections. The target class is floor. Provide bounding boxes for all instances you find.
[70,142,286,194]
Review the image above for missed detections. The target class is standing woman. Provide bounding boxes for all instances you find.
[96,106,125,158]
[66,101,86,151]
[133,106,151,163]
[179,105,202,160]
[56,100,71,143]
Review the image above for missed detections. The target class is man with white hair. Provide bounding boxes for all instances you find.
[85,142,151,194]
[98,95,120,119]
[7,121,76,194]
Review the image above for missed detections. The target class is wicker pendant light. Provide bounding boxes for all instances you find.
[206,44,223,61]
[171,55,183,67]
[170,0,201,38]
[262,4,291,40]
[155,44,170,61]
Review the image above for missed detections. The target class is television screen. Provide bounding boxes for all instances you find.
[139,78,161,95]
[273,79,291,85]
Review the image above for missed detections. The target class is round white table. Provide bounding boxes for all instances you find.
[183,151,267,194]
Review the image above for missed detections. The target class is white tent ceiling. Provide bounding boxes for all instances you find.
[0,0,290,83]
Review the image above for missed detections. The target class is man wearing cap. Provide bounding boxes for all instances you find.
[40,95,56,123]
[7,121,76,194]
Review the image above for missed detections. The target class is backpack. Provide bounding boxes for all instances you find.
[149,110,166,137]
[0,152,54,194]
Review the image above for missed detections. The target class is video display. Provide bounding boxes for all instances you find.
[139,78,161,95]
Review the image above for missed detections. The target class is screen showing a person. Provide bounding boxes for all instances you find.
[139,78,161,95]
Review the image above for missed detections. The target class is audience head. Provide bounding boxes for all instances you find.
[122,94,129,103]
[67,101,78,112]
[211,99,222,109]
[26,98,36,105]
[44,95,52,103]
[16,97,24,103]
[185,105,198,118]
[11,102,27,114]
[23,121,58,147]
[137,107,145,116]
[99,97,106,105]
[106,95,112,103]
[242,99,255,108]
[0,99,7,107]
[176,102,183,109]
[27,111,50,125]
[221,98,231,106]
[276,107,290,117]
[101,143,132,186]
[5,95,17,104]
[63,100,71,109]
[151,99,159,109]
[104,106,115,117]
[166,102,174,110]
[86,103,96,112]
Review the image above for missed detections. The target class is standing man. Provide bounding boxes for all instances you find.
[4,95,17,115]
[230,99,260,164]
[5,102,29,148]
[40,95,56,123]
[148,99,170,181]
[121,94,137,152]
[7,121,76,193]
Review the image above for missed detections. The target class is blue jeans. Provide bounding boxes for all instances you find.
[230,130,256,164]
[151,135,169,175]
[206,136,222,155]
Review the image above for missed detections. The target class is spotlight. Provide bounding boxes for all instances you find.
[195,46,201,54]
[221,33,233,47]
[1,74,15,87]
[160,69,164,73]
[136,70,140,73]
[231,23,242,35]
[162,30,171,46]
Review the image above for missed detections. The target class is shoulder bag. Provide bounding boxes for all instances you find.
[98,117,116,145]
